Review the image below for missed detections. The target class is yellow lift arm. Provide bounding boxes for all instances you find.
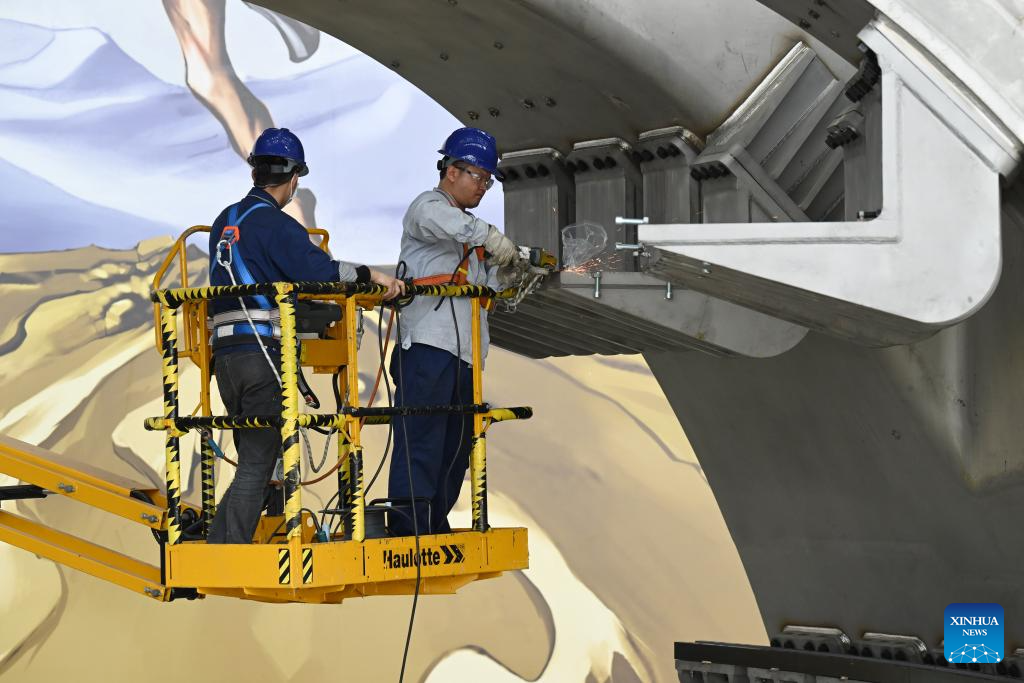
[0,435,173,600]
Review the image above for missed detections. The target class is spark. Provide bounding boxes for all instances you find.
[563,252,624,274]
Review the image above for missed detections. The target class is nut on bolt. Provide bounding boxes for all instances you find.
[141,513,159,524]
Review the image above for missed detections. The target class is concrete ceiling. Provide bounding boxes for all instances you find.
[252,0,862,152]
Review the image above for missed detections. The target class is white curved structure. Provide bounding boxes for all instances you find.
[253,0,1024,675]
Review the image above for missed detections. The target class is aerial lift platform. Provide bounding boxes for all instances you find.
[0,227,543,603]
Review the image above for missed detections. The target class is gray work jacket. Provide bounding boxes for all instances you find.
[397,188,498,365]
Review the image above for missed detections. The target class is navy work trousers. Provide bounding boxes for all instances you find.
[208,351,282,544]
[387,343,474,536]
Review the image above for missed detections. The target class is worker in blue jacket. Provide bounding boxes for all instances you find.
[207,127,404,544]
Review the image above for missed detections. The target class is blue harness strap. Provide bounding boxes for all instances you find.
[216,200,273,309]
[230,322,274,338]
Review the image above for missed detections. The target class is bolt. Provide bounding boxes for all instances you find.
[440,52,449,61]
[494,41,504,49]
[545,97,557,107]
[467,111,480,120]
[521,98,535,109]
[390,60,400,69]
[57,483,75,494]
[665,282,674,300]
[141,513,159,524]
[809,9,821,19]
[144,587,162,598]
[592,271,602,299]
[799,19,812,28]
[701,262,712,276]
[488,107,500,117]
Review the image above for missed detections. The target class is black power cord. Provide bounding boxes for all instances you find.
[437,245,484,531]
[393,261,421,683]
[322,308,398,539]
[365,304,395,495]
[392,248,483,682]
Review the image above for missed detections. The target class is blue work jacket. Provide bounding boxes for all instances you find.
[208,187,368,354]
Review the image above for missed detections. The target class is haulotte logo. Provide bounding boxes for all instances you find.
[944,603,1004,664]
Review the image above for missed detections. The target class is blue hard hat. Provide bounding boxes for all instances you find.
[438,127,504,181]
[248,127,309,176]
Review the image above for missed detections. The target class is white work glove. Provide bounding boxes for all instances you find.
[484,225,519,267]
[496,263,522,290]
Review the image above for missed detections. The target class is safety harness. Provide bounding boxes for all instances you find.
[211,200,278,349]
[411,190,493,310]
[211,198,319,408]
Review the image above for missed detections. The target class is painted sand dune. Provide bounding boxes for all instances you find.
[0,241,764,682]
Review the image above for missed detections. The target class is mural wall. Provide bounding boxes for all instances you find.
[0,3,765,681]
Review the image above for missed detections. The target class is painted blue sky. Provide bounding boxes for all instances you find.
[0,2,504,261]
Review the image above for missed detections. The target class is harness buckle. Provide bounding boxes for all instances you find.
[215,226,241,269]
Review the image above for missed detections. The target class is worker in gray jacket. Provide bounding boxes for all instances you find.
[388,127,520,536]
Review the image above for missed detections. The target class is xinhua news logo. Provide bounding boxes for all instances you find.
[945,603,1004,664]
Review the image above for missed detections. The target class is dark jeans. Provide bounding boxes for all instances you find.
[208,351,282,544]
[388,344,474,536]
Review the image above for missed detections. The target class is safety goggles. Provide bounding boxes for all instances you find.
[455,164,494,190]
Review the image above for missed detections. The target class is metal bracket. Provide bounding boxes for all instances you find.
[641,21,1005,345]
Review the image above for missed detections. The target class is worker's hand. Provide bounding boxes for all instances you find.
[370,269,406,301]
[496,263,523,290]
[484,225,519,266]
